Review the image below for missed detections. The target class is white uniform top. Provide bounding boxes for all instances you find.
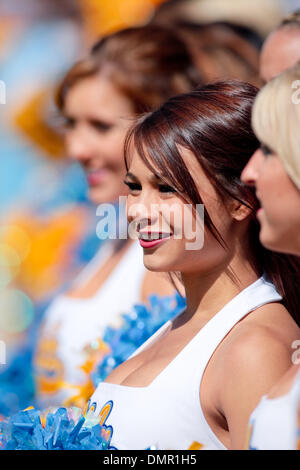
[88,276,282,450]
[35,240,146,407]
[247,369,300,450]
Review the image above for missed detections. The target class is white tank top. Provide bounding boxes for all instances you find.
[34,240,146,407]
[87,276,282,450]
[247,369,300,450]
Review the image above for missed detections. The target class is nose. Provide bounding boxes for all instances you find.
[65,128,93,164]
[127,191,160,235]
[241,148,263,187]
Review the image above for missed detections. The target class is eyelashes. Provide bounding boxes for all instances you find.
[158,184,176,193]
[123,181,176,194]
[90,119,113,133]
[62,117,113,133]
[260,144,273,157]
[123,181,141,191]
[63,117,75,129]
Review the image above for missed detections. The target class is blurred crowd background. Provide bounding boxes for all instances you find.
[0,0,299,416]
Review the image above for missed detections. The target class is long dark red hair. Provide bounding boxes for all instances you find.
[125,80,300,326]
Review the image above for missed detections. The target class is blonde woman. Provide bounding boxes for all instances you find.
[242,62,300,450]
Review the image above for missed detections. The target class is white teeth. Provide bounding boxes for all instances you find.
[140,234,156,241]
[160,233,171,239]
[140,233,171,241]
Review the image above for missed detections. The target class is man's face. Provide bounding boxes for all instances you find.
[260,27,300,83]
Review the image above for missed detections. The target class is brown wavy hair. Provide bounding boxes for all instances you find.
[124,80,300,326]
[56,25,200,114]
[176,21,261,87]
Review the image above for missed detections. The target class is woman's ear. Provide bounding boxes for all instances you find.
[227,199,252,221]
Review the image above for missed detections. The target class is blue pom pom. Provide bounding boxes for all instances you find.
[92,292,186,385]
[0,407,109,450]
[0,293,186,449]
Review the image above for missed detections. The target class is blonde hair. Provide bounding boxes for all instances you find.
[252,62,300,189]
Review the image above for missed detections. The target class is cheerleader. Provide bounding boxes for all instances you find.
[241,63,300,450]
[34,25,200,408]
[86,81,300,450]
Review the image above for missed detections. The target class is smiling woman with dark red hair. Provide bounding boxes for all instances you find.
[87,80,300,450]
[34,25,200,409]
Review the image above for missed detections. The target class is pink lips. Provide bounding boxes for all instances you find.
[139,234,172,249]
[87,169,108,186]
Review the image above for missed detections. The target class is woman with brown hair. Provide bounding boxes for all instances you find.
[34,25,200,409]
[87,80,300,450]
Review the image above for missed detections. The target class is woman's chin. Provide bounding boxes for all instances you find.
[142,252,178,273]
[259,228,285,254]
[143,262,166,273]
[143,256,169,273]
[88,186,120,205]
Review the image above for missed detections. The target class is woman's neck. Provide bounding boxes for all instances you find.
[181,256,260,325]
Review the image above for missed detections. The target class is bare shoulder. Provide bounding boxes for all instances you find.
[204,302,300,449]
[216,302,300,408]
[221,302,300,373]
[223,325,291,379]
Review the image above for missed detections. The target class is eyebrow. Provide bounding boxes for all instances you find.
[89,116,113,126]
[63,113,113,125]
[125,171,163,183]
[125,172,138,181]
